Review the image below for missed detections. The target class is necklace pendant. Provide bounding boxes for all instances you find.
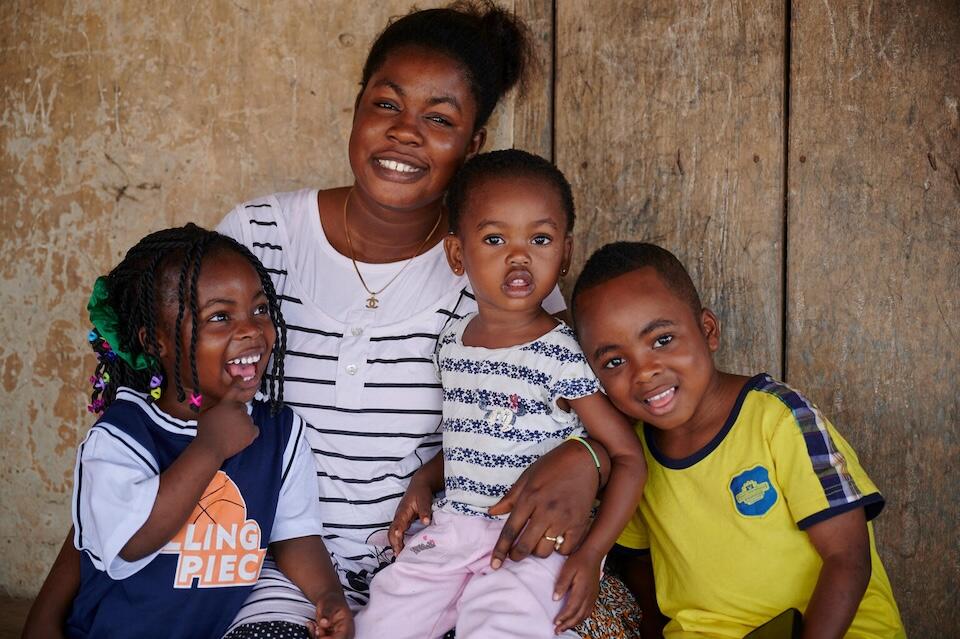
[366,294,379,309]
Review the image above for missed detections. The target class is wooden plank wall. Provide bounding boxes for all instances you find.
[787,1,960,636]
[553,1,958,636]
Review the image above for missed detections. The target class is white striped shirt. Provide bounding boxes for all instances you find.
[216,188,564,623]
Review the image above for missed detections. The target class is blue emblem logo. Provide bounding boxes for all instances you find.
[729,466,778,517]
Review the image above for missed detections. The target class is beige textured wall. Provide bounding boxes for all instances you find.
[0,0,530,597]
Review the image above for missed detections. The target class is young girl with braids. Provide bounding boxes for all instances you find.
[66,224,352,639]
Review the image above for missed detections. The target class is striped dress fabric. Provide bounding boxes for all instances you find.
[216,189,565,626]
[435,315,599,518]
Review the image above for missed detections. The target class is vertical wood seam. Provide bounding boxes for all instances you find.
[781,0,793,381]
[549,0,557,163]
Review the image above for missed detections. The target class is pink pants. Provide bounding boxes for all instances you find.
[354,509,578,639]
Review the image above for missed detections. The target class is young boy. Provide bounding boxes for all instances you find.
[571,242,905,638]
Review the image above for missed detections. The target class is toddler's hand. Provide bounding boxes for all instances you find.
[194,380,259,461]
[307,591,354,639]
[552,548,602,634]
[388,478,433,555]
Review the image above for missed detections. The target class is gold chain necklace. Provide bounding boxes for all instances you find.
[342,188,443,309]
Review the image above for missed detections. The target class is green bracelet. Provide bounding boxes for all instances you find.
[566,435,602,482]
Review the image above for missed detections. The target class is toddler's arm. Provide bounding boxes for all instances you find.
[553,391,647,631]
[388,451,444,553]
[801,507,871,639]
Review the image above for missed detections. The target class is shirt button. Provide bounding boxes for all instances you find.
[346,364,358,375]
[351,327,363,336]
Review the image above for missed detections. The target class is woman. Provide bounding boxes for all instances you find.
[25,3,641,637]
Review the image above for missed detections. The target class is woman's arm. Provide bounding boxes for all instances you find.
[487,435,612,566]
[21,528,79,639]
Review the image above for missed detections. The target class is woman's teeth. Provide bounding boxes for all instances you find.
[377,159,420,173]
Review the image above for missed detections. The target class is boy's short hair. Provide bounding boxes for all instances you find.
[572,241,703,319]
[445,148,576,234]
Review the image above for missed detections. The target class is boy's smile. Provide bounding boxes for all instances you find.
[575,267,725,447]
[444,174,572,317]
[155,250,276,419]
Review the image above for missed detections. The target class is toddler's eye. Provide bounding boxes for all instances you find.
[603,357,625,369]
[531,235,552,246]
[653,335,673,348]
[483,235,505,246]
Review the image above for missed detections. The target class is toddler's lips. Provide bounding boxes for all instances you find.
[226,352,262,383]
[502,269,535,297]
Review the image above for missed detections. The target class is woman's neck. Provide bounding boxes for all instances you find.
[319,186,447,264]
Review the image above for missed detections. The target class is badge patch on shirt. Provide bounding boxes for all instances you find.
[729,465,778,517]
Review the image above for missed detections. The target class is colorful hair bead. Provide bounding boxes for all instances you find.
[102,340,111,351]
[189,392,203,410]
[149,374,163,389]
[87,330,98,342]
[102,372,110,383]
[150,387,162,400]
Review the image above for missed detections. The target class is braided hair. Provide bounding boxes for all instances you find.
[87,224,286,414]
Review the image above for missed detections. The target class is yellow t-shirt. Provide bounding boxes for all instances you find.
[617,374,904,638]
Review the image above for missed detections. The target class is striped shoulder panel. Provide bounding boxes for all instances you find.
[235,198,298,305]
[754,375,866,510]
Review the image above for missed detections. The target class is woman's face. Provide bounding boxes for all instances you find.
[349,45,485,213]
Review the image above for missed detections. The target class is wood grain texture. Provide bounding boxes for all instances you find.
[514,0,554,158]
[788,1,959,635]
[555,0,785,374]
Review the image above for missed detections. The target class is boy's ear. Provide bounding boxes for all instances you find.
[466,127,486,161]
[443,234,465,276]
[700,308,721,353]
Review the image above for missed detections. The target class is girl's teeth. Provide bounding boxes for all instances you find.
[646,387,675,403]
[242,375,255,382]
[228,354,262,365]
[378,159,419,173]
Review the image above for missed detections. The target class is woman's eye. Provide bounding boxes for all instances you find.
[603,357,625,369]
[427,115,451,126]
[531,235,552,246]
[653,335,673,348]
[375,101,399,111]
[483,235,505,246]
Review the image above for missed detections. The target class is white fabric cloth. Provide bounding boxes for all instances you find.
[435,314,598,517]
[217,188,566,623]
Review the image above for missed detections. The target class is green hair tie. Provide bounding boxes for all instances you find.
[87,276,157,371]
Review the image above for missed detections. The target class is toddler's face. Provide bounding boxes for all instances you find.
[444,174,572,314]
[574,268,719,432]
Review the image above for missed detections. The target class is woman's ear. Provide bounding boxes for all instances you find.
[444,234,465,276]
[700,308,721,353]
[466,127,486,161]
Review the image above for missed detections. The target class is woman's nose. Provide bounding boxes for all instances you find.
[387,112,423,146]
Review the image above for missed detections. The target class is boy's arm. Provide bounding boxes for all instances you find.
[801,507,871,639]
[21,528,79,639]
[617,550,668,639]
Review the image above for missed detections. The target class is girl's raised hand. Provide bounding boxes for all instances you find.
[194,379,259,461]
[307,591,354,639]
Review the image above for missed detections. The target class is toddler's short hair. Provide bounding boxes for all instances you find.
[445,149,575,234]
[572,242,703,319]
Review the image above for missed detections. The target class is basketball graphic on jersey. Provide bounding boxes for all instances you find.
[162,470,267,588]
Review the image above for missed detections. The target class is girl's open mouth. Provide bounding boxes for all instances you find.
[502,269,535,297]
[226,353,262,382]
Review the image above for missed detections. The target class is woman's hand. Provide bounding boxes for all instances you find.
[388,476,434,555]
[487,439,607,567]
[307,591,354,639]
[552,548,604,633]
